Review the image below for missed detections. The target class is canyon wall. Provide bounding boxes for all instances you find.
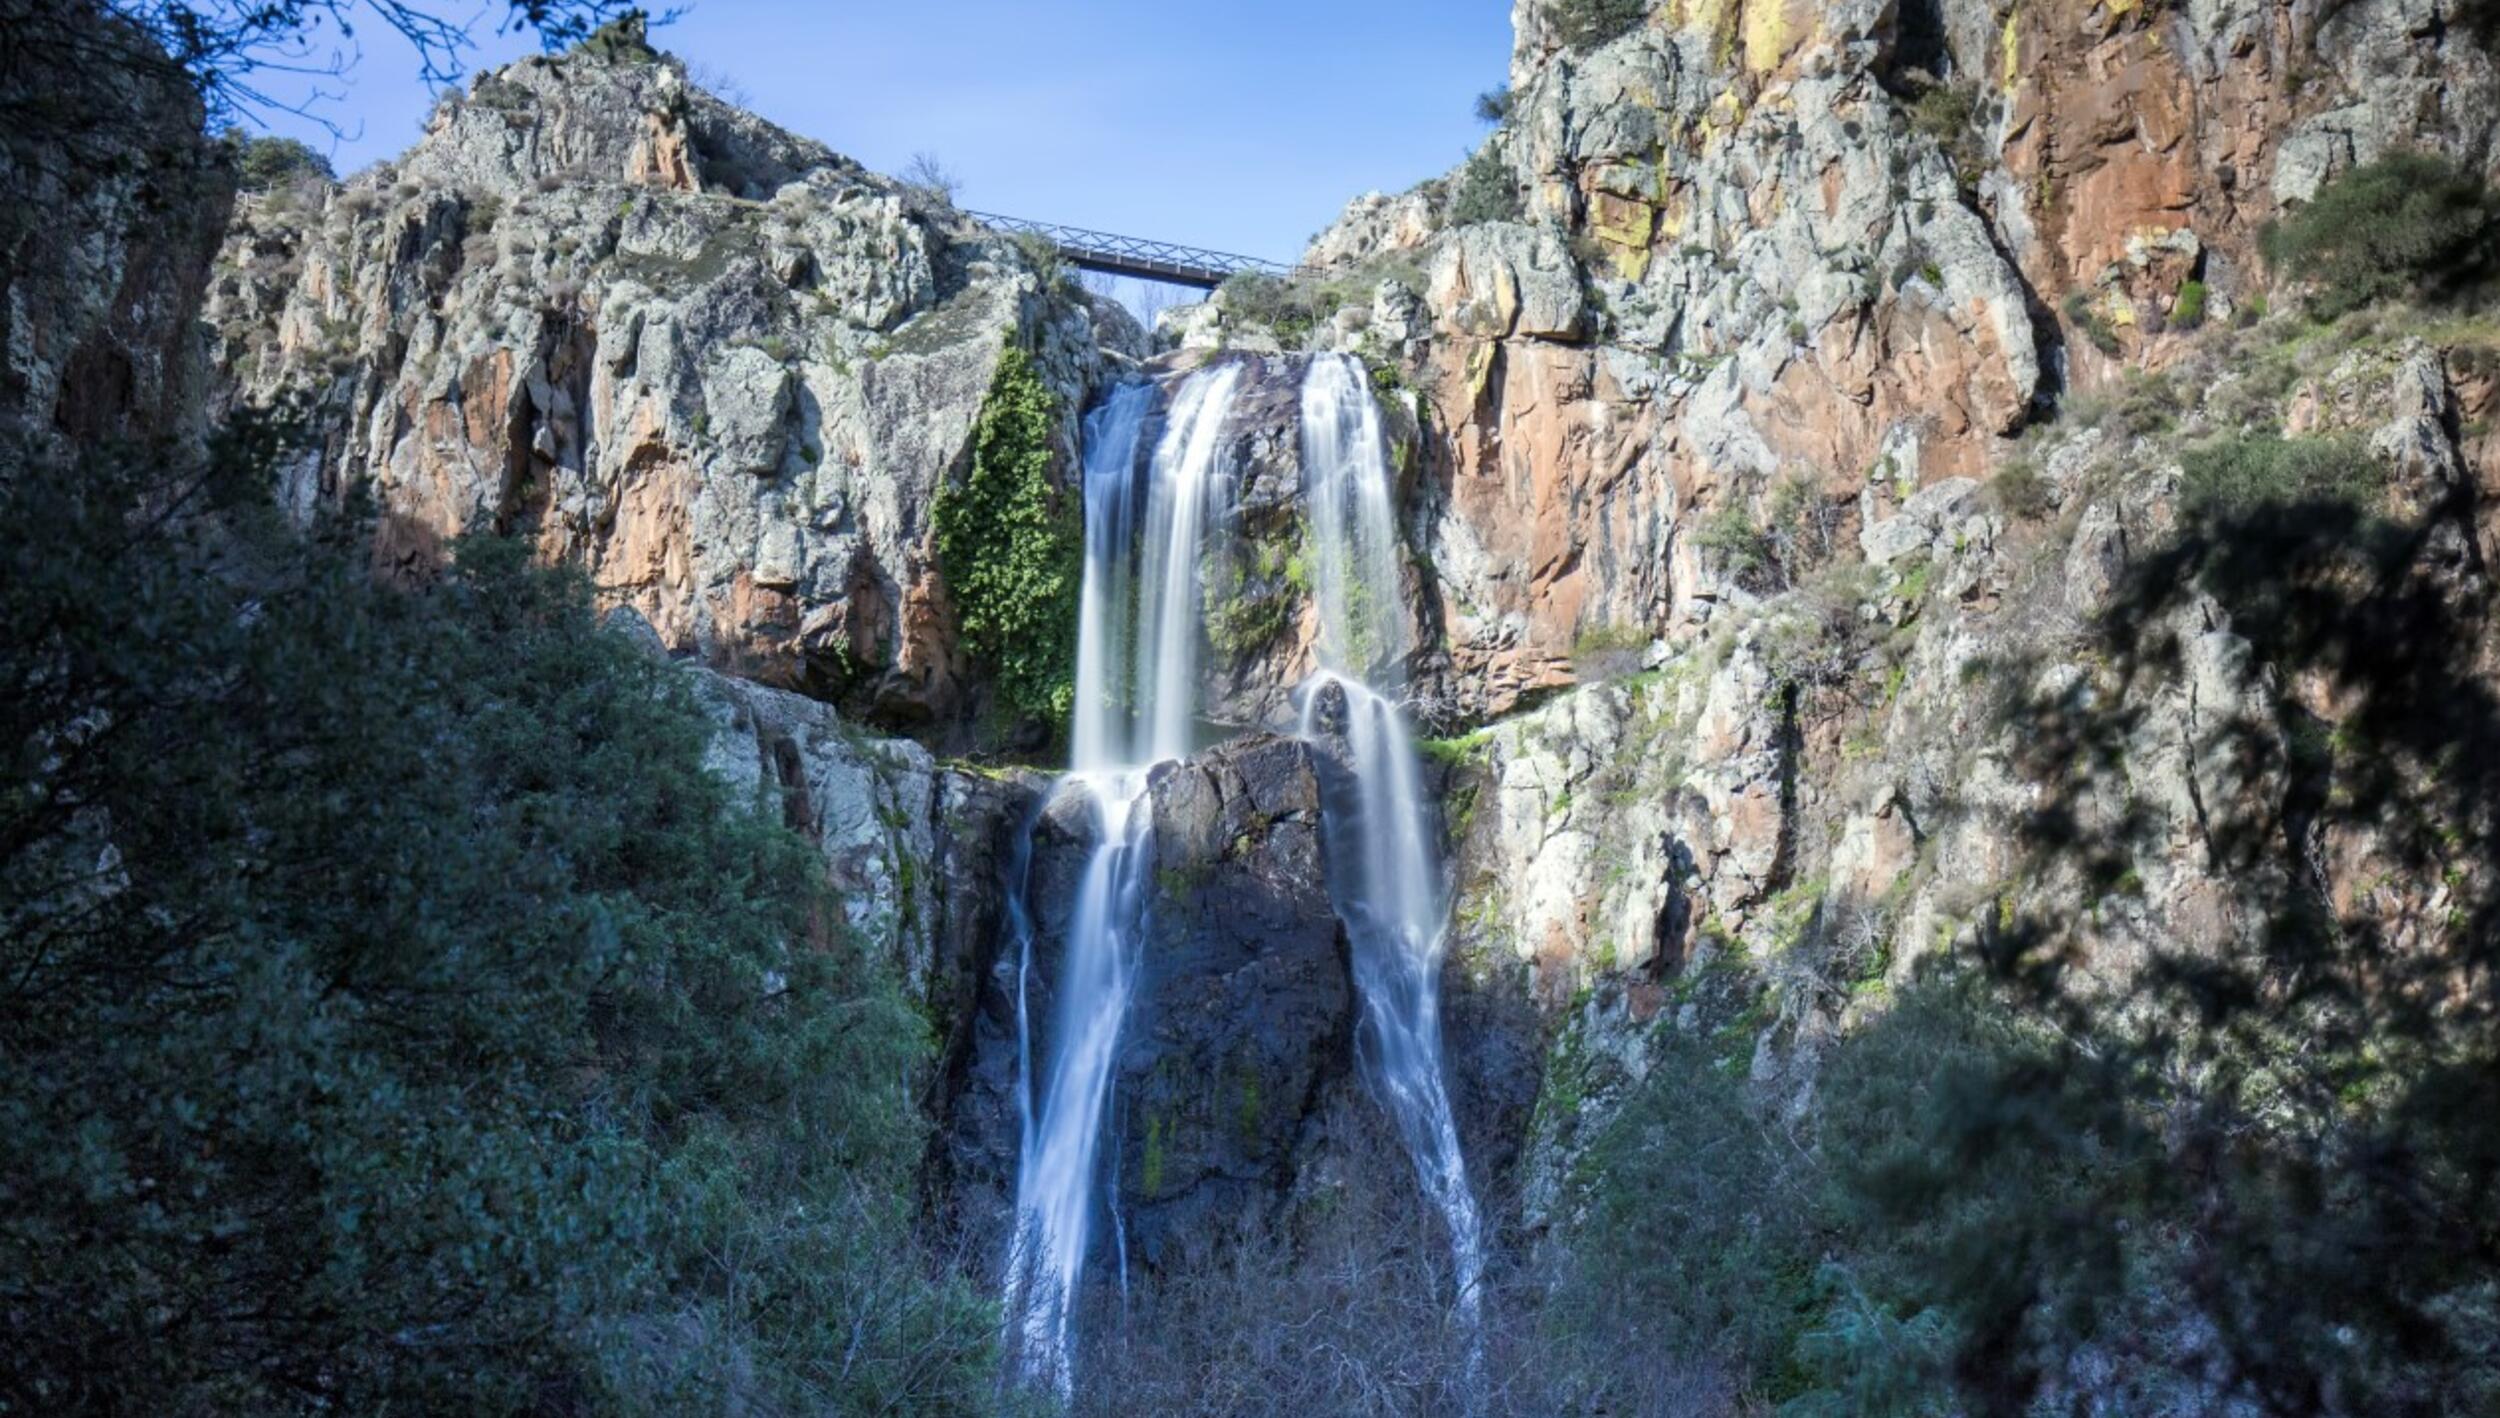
[177,0,2500,1351]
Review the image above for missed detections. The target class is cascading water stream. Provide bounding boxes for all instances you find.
[1294,353,1488,1358]
[1001,365,1242,1397]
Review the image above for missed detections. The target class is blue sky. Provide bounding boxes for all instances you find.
[252,1,1515,264]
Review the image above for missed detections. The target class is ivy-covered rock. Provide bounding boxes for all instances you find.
[935,343,1084,733]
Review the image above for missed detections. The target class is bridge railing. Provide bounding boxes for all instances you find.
[965,211,1290,290]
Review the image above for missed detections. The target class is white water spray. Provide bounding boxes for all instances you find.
[1002,365,1242,1396]
[1295,353,1488,1354]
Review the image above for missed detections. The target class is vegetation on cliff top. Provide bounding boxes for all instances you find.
[1547,0,1649,51]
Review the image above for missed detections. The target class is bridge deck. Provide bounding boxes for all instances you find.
[966,211,1287,291]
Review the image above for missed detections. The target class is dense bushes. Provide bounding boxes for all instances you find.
[1546,0,1649,50]
[1551,1029,1823,1405]
[2263,152,2500,318]
[1551,985,1999,1414]
[231,133,333,190]
[0,424,996,1412]
[2178,430,2380,521]
[935,343,1081,729]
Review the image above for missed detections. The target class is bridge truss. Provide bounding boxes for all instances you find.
[966,211,1288,290]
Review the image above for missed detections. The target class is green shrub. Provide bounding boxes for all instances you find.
[2178,431,2380,522]
[1444,141,1524,227]
[935,343,1082,728]
[1903,80,1985,187]
[1547,0,1650,49]
[232,133,333,191]
[576,11,659,63]
[1474,86,1511,123]
[1779,1264,1955,1418]
[1987,457,2051,520]
[2170,278,2209,330]
[1218,256,1429,346]
[1552,1028,1821,1397]
[2061,289,2124,356]
[1696,497,1777,590]
[0,427,994,1412]
[2262,151,2500,318]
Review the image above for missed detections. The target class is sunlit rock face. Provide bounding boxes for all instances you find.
[206,46,1125,737]
[1250,0,2500,724]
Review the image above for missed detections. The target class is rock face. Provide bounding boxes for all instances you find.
[0,0,232,453]
[937,731,1531,1281]
[690,660,1036,1006]
[1435,330,2500,1230]
[1113,736,1350,1270]
[206,44,1121,736]
[1215,0,2500,720]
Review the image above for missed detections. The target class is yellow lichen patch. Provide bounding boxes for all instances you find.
[1742,0,1787,73]
[1708,90,1746,130]
[1536,178,1578,225]
[1678,0,1744,69]
[1588,191,1661,281]
[2001,11,2021,92]
[1465,340,1498,405]
[2108,295,2139,328]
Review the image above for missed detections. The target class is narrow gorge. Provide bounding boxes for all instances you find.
[8,0,2500,1413]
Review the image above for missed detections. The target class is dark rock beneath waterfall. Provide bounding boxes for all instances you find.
[1115,735,1353,1273]
[939,731,1509,1292]
[933,774,1091,1260]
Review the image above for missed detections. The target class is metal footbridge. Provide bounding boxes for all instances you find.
[967,211,1288,289]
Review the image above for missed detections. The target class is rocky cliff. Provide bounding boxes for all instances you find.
[207,37,1131,737]
[171,1,2500,1407]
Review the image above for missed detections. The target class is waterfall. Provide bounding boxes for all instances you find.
[1002,354,1480,1400]
[1294,353,1488,1356]
[1002,364,1242,1397]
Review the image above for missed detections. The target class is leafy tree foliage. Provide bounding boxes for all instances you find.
[1546,0,1649,51]
[0,423,998,1412]
[1855,400,2500,1413]
[1445,142,1524,227]
[1563,380,2499,1415]
[95,0,652,119]
[231,132,333,189]
[1549,1028,1822,1404]
[2179,431,2380,522]
[935,343,1081,730]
